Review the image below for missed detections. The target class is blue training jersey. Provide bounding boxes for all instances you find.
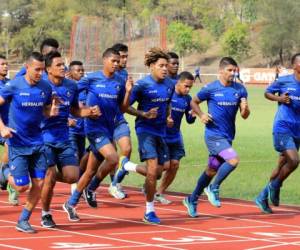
[168,75,180,86]
[266,74,300,138]
[130,74,175,137]
[78,71,125,138]
[0,76,52,146]
[197,80,248,141]
[114,69,128,127]
[41,77,79,143]
[15,66,48,80]
[0,78,10,125]
[68,90,86,136]
[165,92,195,143]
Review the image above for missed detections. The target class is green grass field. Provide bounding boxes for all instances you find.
[120,85,300,205]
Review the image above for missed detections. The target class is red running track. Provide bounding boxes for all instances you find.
[1,183,300,250]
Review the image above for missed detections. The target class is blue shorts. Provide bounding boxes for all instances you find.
[45,141,79,170]
[69,133,86,160]
[113,122,130,141]
[137,132,168,165]
[166,140,185,161]
[205,136,233,156]
[9,145,47,186]
[273,133,300,152]
[87,132,112,151]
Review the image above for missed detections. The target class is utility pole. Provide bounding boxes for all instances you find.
[123,0,126,40]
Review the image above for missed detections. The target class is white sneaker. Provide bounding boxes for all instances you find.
[108,183,126,199]
[154,193,171,204]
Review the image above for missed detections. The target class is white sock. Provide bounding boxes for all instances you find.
[124,161,137,172]
[42,210,51,217]
[146,201,155,214]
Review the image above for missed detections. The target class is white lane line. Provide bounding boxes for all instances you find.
[239,212,297,218]
[0,235,72,241]
[0,218,185,250]
[211,225,272,230]
[245,242,290,250]
[46,205,300,249]
[57,221,115,226]
[109,230,176,236]
[0,243,31,250]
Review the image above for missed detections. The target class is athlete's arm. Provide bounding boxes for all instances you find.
[265,92,290,104]
[70,105,101,118]
[190,96,212,124]
[0,96,15,138]
[120,76,133,113]
[239,98,250,119]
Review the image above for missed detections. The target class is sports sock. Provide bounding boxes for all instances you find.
[270,178,282,189]
[211,162,235,190]
[146,201,155,214]
[190,171,212,203]
[68,190,82,207]
[88,176,101,192]
[257,184,269,201]
[19,208,32,221]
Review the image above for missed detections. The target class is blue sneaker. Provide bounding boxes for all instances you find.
[16,220,36,233]
[182,197,198,218]
[204,184,221,207]
[268,184,280,206]
[255,197,273,214]
[143,212,160,224]
[115,156,129,182]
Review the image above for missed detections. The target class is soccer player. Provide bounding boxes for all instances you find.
[167,52,180,85]
[0,55,19,205]
[116,47,174,224]
[183,57,250,217]
[68,61,87,194]
[155,71,196,204]
[40,52,100,228]
[194,66,202,83]
[0,52,57,233]
[15,38,59,78]
[255,53,300,214]
[68,61,86,161]
[62,48,133,219]
[106,43,132,199]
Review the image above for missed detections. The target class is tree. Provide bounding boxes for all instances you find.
[221,22,250,60]
[259,0,300,65]
[167,21,210,68]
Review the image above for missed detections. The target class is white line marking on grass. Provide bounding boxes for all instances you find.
[211,225,272,230]
[0,235,72,241]
[0,243,31,250]
[109,230,176,235]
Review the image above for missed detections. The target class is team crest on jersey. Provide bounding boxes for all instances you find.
[10,165,16,170]
[66,91,71,97]
[115,85,121,91]
[40,91,45,98]
[234,93,239,98]
[167,88,172,93]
